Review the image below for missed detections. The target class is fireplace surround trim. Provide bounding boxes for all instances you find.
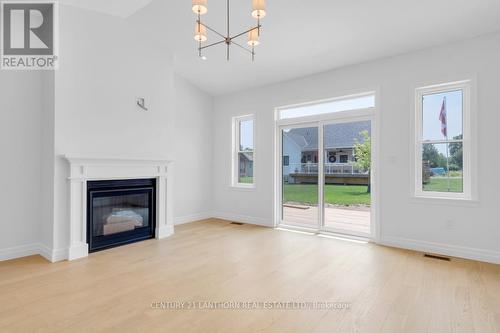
[64,155,174,261]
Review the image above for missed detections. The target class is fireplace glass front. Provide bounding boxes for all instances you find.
[87,179,156,252]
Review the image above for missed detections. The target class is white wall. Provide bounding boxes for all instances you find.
[47,4,216,257]
[49,4,174,256]
[0,2,215,261]
[0,71,45,260]
[172,75,214,224]
[40,72,55,255]
[212,32,500,263]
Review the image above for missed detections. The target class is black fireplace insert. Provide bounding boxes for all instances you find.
[87,179,156,252]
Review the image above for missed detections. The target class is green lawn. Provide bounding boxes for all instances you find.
[423,177,463,193]
[284,184,371,206]
[239,177,254,184]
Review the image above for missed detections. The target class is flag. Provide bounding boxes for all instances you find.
[439,97,447,138]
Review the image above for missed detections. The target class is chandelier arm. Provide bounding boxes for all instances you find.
[198,21,226,40]
[199,39,227,50]
[231,40,254,55]
[230,25,261,40]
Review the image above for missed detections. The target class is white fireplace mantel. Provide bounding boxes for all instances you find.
[64,155,175,260]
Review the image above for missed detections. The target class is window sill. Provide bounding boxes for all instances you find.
[231,184,256,191]
[410,195,479,207]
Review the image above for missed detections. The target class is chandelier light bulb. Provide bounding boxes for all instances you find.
[248,28,260,46]
[192,0,208,15]
[252,0,266,19]
[194,23,207,42]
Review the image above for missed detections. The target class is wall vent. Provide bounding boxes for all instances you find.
[424,253,451,261]
[230,222,244,226]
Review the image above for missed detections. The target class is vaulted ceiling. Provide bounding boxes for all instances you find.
[62,0,500,96]
[60,0,154,18]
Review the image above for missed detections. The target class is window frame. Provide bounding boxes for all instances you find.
[277,92,376,121]
[232,114,256,188]
[414,80,473,200]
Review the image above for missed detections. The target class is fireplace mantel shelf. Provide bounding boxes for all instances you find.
[64,155,174,164]
[63,155,175,261]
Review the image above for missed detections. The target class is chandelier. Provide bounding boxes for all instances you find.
[192,0,266,61]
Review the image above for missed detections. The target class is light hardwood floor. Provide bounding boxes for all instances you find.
[1,219,499,333]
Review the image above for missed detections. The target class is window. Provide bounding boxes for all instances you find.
[415,80,472,199]
[283,156,290,166]
[278,93,375,120]
[340,155,349,164]
[233,115,255,187]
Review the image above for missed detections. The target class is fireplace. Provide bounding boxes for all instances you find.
[87,179,156,252]
[63,156,173,262]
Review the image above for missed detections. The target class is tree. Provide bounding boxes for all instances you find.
[353,130,371,193]
[422,144,447,168]
[449,135,463,171]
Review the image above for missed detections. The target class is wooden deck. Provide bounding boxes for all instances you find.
[283,206,371,234]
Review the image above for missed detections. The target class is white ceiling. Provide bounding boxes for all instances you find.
[165,0,500,95]
[63,0,500,96]
[60,0,153,18]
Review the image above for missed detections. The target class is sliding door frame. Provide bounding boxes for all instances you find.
[274,98,380,241]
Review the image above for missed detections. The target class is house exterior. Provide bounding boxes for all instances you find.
[282,121,371,184]
[282,131,306,182]
[239,152,254,179]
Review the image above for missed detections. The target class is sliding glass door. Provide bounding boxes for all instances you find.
[281,125,320,228]
[279,119,373,237]
[322,120,372,236]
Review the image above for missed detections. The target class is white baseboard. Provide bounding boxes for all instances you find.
[379,236,500,265]
[174,211,273,228]
[174,212,213,225]
[39,244,68,263]
[0,243,39,262]
[5,222,497,266]
[0,243,68,263]
[67,243,89,261]
[211,211,273,228]
[156,225,175,239]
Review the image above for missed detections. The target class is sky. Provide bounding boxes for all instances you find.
[240,119,254,151]
[422,90,463,155]
[422,90,462,140]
